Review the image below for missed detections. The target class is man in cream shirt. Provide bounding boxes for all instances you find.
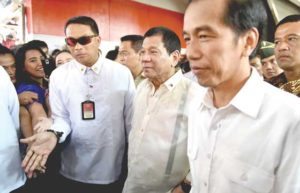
[123,27,205,193]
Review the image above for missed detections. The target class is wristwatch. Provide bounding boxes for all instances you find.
[46,129,63,143]
[181,181,191,193]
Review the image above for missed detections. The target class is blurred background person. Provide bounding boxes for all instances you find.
[249,54,263,77]
[118,35,144,86]
[258,41,283,81]
[0,43,16,84]
[54,49,73,67]
[273,14,300,96]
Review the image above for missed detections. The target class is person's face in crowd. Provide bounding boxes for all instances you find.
[55,52,73,67]
[119,41,140,74]
[275,21,300,71]
[0,53,16,83]
[65,24,100,67]
[261,55,282,79]
[250,56,263,76]
[24,49,45,80]
[140,35,178,85]
[183,0,251,88]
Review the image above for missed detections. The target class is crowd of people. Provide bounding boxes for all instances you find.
[1,0,300,193]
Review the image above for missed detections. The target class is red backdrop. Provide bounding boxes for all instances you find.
[25,0,184,44]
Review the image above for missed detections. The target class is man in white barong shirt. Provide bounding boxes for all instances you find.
[183,0,300,193]
[20,16,135,193]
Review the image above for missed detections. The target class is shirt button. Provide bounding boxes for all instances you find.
[204,182,207,186]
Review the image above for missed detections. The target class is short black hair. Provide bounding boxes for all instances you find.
[27,40,48,49]
[0,44,14,57]
[64,16,99,35]
[223,0,267,43]
[120,35,143,53]
[51,48,61,58]
[15,43,48,85]
[144,26,181,55]
[106,46,119,61]
[275,14,300,31]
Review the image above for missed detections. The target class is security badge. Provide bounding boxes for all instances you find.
[81,100,95,120]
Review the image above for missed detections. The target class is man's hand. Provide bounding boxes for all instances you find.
[18,91,38,106]
[34,117,53,133]
[20,131,57,178]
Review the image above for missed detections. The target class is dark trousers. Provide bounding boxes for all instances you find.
[11,144,62,193]
[58,174,122,193]
[10,183,27,193]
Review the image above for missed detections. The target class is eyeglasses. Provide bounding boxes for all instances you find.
[65,35,98,47]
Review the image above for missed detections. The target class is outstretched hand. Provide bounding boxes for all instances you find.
[20,131,57,178]
[33,117,53,133]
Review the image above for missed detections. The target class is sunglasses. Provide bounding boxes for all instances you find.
[65,35,98,47]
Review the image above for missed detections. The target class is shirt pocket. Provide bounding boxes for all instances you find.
[222,158,274,193]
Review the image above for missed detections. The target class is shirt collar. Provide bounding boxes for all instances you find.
[201,68,264,118]
[163,70,183,91]
[74,52,102,74]
[230,68,264,118]
[146,70,184,92]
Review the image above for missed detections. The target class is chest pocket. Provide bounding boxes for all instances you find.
[222,158,274,193]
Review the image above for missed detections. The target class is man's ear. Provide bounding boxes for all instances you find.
[242,27,259,57]
[96,36,101,46]
[171,50,181,67]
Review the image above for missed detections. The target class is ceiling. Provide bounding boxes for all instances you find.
[134,0,299,22]
[132,0,190,13]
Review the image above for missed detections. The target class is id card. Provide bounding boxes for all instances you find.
[81,100,95,120]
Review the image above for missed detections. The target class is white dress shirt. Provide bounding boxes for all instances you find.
[123,71,205,193]
[188,69,300,193]
[49,55,135,184]
[0,66,26,193]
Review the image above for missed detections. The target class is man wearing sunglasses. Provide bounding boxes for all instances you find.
[21,16,136,193]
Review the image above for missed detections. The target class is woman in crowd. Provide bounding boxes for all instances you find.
[54,49,73,67]
[15,43,50,138]
[15,42,59,192]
